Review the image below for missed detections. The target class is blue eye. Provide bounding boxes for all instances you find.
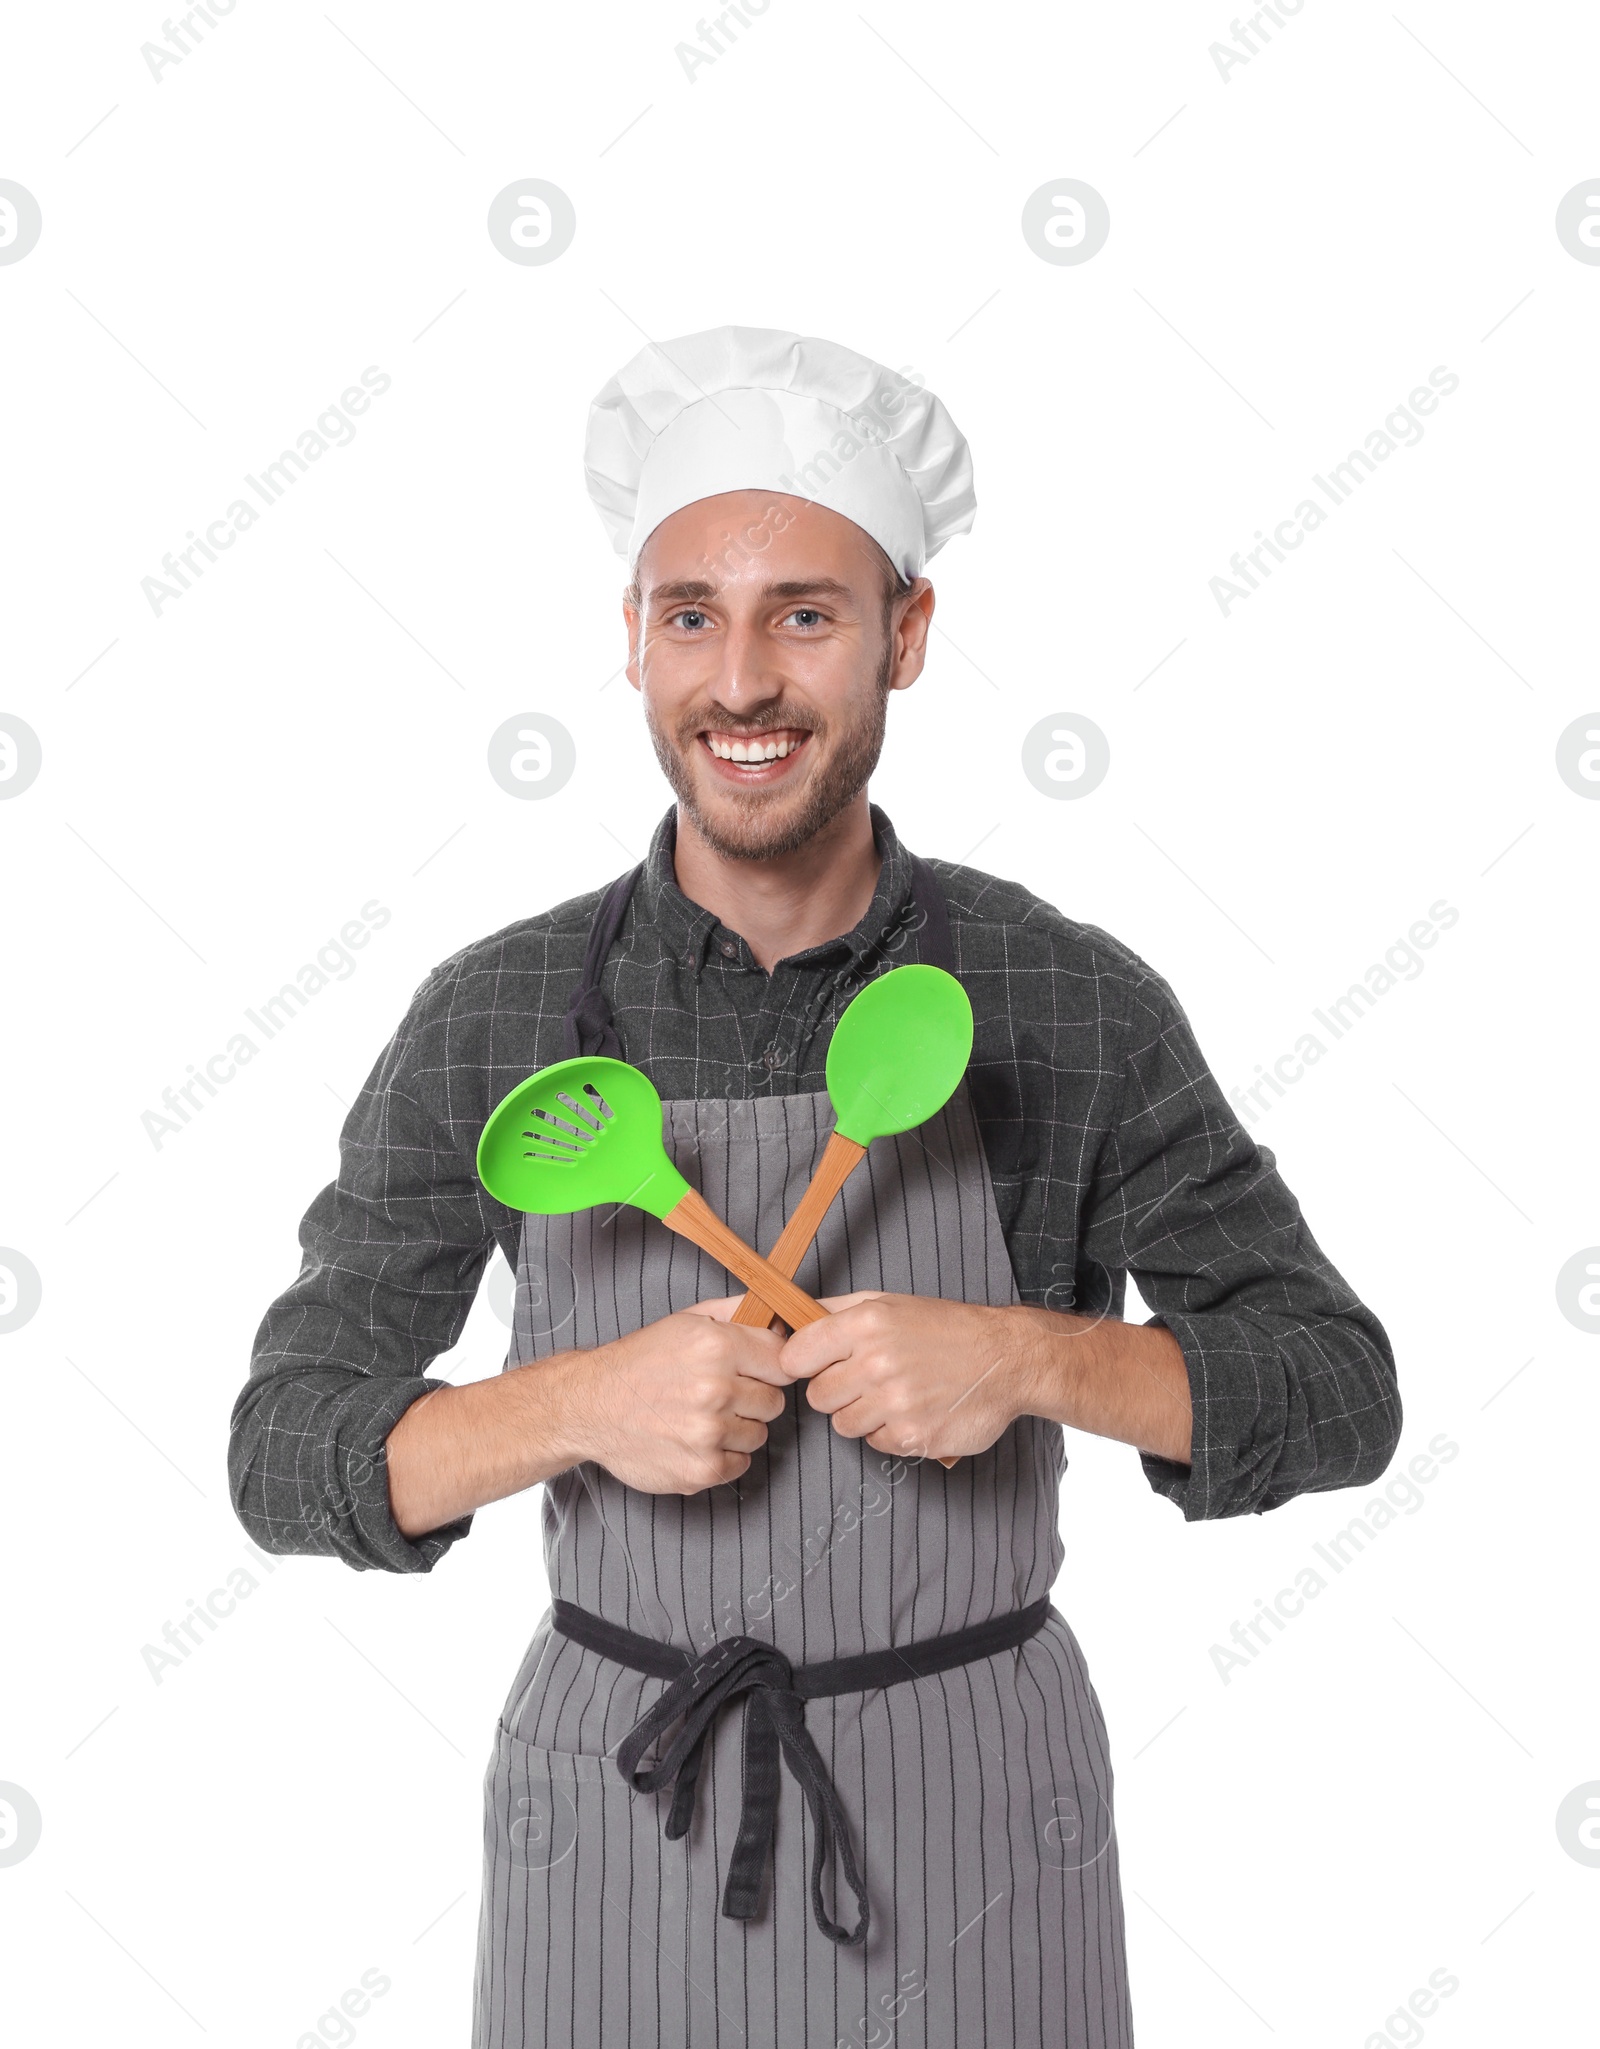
[673,609,710,631]
[788,608,824,628]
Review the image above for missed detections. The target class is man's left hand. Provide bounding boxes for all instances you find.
[779,1292,1041,1461]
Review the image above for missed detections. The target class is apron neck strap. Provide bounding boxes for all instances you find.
[562,850,959,1060]
[561,864,643,1059]
[906,853,957,975]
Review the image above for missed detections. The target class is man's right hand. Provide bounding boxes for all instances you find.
[386,1300,794,1538]
[568,1299,792,1494]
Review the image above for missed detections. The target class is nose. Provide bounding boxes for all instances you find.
[704,611,784,719]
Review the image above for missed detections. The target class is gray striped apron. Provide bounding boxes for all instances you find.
[473,864,1133,2048]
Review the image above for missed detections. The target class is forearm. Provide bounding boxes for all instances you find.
[385,1352,587,1539]
[1009,1306,1193,1467]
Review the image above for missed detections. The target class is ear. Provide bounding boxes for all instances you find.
[887,579,935,694]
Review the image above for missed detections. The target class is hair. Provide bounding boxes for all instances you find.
[878,553,914,623]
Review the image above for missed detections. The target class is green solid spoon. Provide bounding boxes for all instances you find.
[729,963,974,1329]
[477,1056,826,1331]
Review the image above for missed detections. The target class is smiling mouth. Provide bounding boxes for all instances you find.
[699,728,812,774]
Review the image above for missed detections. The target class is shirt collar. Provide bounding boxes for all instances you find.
[635,805,919,975]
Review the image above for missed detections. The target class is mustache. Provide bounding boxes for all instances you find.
[673,705,821,743]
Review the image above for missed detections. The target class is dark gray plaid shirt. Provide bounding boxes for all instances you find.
[229,806,1399,1574]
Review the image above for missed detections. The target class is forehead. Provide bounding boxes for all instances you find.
[635,489,882,598]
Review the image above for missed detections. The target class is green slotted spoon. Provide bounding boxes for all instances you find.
[477,1056,826,1331]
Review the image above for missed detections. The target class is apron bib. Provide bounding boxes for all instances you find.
[472,866,1134,2049]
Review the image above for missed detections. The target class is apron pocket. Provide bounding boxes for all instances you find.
[485,1719,624,1873]
[474,1720,690,2049]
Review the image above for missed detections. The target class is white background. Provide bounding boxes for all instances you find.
[2,1,1596,2042]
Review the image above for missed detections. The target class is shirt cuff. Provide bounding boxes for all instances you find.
[340,1376,474,1572]
[1137,1310,1289,1522]
[239,1373,473,1574]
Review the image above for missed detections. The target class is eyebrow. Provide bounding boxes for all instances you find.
[646,576,857,606]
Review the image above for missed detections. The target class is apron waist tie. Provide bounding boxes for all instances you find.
[550,1595,1053,1948]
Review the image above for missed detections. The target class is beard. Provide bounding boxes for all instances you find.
[644,639,893,862]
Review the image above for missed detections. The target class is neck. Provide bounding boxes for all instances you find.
[672,795,882,972]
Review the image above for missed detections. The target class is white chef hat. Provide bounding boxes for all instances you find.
[584,324,975,581]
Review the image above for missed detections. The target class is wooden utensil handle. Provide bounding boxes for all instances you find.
[718,1138,960,1472]
[729,1130,867,1329]
[664,1188,828,1330]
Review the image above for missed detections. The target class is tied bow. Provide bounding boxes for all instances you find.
[615,1632,871,1947]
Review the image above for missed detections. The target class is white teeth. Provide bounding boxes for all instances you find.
[705,731,803,763]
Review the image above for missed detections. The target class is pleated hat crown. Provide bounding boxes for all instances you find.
[584,324,976,580]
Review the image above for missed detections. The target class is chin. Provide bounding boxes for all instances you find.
[649,714,885,863]
[684,782,821,862]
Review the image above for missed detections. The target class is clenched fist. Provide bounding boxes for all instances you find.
[780,1292,1034,1462]
[572,1298,795,1495]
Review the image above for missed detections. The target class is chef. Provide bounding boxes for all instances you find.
[231,326,1400,2049]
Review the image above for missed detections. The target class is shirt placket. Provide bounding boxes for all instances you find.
[749,961,814,1092]
[699,937,844,1098]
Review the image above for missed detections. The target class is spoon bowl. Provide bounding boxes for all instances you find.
[478,1056,827,1331]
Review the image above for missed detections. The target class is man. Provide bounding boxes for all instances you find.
[231,326,1400,2049]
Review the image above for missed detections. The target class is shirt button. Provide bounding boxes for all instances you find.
[719,939,739,959]
[762,1048,780,1069]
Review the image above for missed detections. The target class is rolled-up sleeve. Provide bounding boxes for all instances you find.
[1080,965,1400,1521]
[228,965,500,1572]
